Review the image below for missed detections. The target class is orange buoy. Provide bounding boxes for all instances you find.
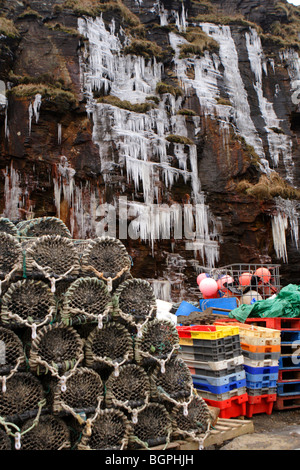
[255,267,271,283]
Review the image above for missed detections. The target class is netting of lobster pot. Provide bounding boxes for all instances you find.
[25,235,80,293]
[78,408,132,450]
[80,237,132,292]
[128,402,172,449]
[113,279,157,333]
[28,323,84,385]
[0,327,25,392]
[17,216,72,239]
[19,415,71,450]
[105,363,151,422]
[0,217,18,237]
[0,232,22,292]
[85,322,134,377]
[0,372,45,421]
[52,367,104,423]
[0,280,57,338]
[61,277,113,327]
[135,319,180,372]
[0,426,12,450]
[170,394,211,449]
[150,356,194,407]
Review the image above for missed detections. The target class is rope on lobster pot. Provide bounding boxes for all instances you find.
[0,232,23,295]
[17,216,72,239]
[0,326,25,393]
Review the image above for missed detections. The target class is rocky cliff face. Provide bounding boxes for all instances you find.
[0,0,299,302]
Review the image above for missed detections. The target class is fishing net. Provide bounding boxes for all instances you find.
[150,356,194,410]
[80,237,131,292]
[29,323,84,391]
[1,280,57,339]
[0,218,18,237]
[85,322,134,377]
[0,426,12,450]
[135,319,180,372]
[52,367,104,424]
[61,277,114,327]
[0,232,23,294]
[25,235,80,293]
[105,364,151,423]
[20,415,71,450]
[128,402,172,449]
[0,327,25,393]
[114,279,157,335]
[17,217,72,239]
[78,408,132,450]
[0,372,45,421]
[170,394,211,449]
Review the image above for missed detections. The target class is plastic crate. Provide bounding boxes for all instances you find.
[244,364,279,376]
[278,368,300,382]
[182,354,245,372]
[199,297,238,314]
[277,381,300,396]
[179,334,240,348]
[191,370,246,387]
[202,392,248,419]
[215,321,281,341]
[245,393,277,418]
[244,357,279,368]
[274,394,300,410]
[246,379,277,390]
[247,387,277,396]
[245,318,300,331]
[242,349,281,362]
[245,371,278,383]
[175,300,202,317]
[241,342,281,354]
[278,355,300,370]
[193,377,246,395]
[191,325,240,340]
[179,341,242,362]
[188,363,245,378]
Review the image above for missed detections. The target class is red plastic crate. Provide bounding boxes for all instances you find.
[203,393,248,419]
[176,325,217,338]
[274,394,300,410]
[245,393,277,418]
[245,318,300,331]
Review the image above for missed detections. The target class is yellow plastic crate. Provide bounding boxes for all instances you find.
[215,322,280,339]
[190,325,240,340]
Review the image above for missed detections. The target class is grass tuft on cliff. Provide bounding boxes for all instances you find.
[9,84,77,113]
[179,26,219,58]
[236,173,300,201]
[123,39,164,61]
[97,95,157,113]
[0,17,20,38]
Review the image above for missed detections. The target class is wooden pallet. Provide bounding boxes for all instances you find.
[148,418,254,450]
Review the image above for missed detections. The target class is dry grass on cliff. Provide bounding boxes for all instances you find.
[236,173,300,201]
[97,95,157,113]
[0,17,20,38]
[9,84,77,112]
[261,2,300,49]
[123,39,164,61]
[179,26,219,58]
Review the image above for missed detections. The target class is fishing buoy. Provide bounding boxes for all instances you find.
[217,275,234,292]
[199,278,218,298]
[196,273,208,286]
[255,267,271,283]
[239,272,252,287]
[240,290,262,305]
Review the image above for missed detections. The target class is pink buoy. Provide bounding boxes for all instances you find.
[199,278,218,297]
[196,273,208,286]
[255,267,271,283]
[239,272,252,287]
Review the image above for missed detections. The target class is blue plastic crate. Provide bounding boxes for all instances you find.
[193,377,246,395]
[277,381,300,396]
[246,379,277,389]
[280,331,300,344]
[176,301,202,317]
[245,371,278,383]
[191,370,246,387]
[199,297,238,315]
[244,364,279,376]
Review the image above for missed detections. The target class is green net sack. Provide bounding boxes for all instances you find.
[105,364,151,423]
[113,279,157,335]
[61,277,114,327]
[78,408,132,450]
[52,367,104,424]
[128,402,172,449]
[170,394,211,449]
[25,235,80,293]
[17,217,72,239]
[1,280,57,339]
[150,356,194,409]
[0,232,23,293]
[20,415,71,450]
[0,218,18,237]
[135,319,180,372]
[80,237,131,292]
[0,327,25,393]
[0,371,45,422]
[29,323,84,391]
[85,322,134,377]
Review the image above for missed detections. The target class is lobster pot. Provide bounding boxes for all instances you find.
[20,415,71,450]
[150,356,194,407]
[85,322,134,377]
[128,402,172,449]
[29,323,84,377]
[170,394,211,446]
[80,237,132,292]
[0,327,25,391]
[0,232,23,292]
[17,217,72,239]
[0,217,18,237]
[113,279,157,333]
[105,364,150,422]
[61,277,113,327]
[25,235,80,293]
[0,427,12,450]
[1,280,56,337]
[78,408,132,450]
[0,372,45,421]
[52,367,104,420]
[135,319,180,372]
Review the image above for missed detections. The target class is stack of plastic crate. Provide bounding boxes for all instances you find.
[216,321,281,417]
[176,324,248,418]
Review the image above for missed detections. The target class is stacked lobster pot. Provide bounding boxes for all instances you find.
[0,216,212,451]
